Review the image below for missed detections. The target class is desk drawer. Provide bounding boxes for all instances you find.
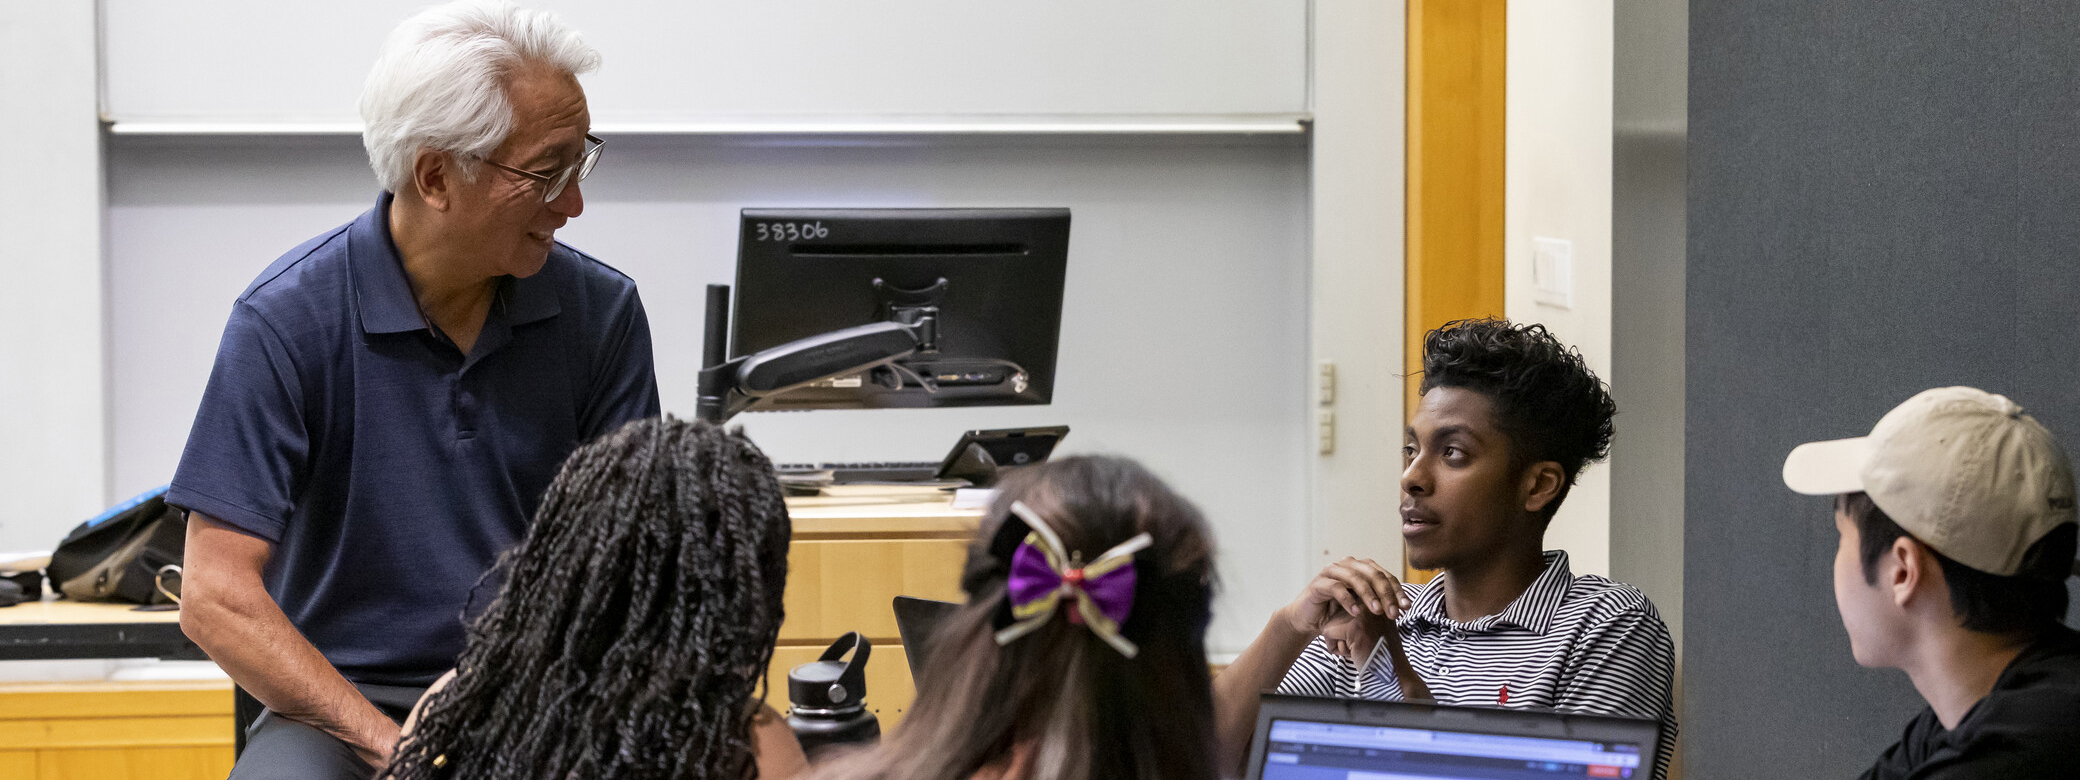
[780,538,968,641]
[0,682,234,779]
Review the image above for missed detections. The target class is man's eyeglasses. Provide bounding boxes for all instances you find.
[483,133,603,203]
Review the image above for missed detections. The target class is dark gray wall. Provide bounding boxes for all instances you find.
[1687,1,2080,777]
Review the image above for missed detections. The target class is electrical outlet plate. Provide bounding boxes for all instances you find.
[1532,237,1573,309]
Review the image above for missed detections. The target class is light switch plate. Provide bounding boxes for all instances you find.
[1533,237,1573,309]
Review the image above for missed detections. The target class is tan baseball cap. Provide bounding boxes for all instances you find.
[1782,386,2078,577]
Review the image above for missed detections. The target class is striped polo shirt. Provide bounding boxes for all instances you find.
[1276,551,1678,780]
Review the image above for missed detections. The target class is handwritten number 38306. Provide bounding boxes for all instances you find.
[754,222,829,241]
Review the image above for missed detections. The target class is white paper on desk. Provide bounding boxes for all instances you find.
[818,482,965,498]
[951,489,999,510]
[0,550,52,573]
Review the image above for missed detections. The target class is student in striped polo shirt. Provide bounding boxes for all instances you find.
[1214,319,1677,779]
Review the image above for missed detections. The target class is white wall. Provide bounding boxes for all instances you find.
[104,133,1313,655]
[1506,9,1686,774]
[103,0,1307,128]
[1309,0,1407,573]
[0,2,106,553]
[1504,0,1616,578]
[0,1,1410,670]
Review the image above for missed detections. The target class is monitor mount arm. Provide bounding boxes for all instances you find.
[695,284,923,424]
[874,276,949,353]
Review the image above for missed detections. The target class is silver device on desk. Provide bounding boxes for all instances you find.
[1244,694,1662,780]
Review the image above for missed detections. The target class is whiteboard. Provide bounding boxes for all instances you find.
[102,1,1310,129]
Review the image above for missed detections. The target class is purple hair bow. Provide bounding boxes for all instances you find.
[994,501,1154,658]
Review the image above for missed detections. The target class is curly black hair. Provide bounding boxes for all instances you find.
[1418,318,1616,517]
[379,417,791,780]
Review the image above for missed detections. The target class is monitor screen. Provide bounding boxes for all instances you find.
[1260,718,1647,780]
[730,208,1069,412]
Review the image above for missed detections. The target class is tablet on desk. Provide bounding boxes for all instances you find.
[935,425,1069,484]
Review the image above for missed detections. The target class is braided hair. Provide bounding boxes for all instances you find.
[380,417,792,780]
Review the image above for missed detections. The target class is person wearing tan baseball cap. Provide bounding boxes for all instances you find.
[1783,386,2080,778]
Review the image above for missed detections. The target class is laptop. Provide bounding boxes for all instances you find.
[1245,693,1662,780]
[892,595,963,680]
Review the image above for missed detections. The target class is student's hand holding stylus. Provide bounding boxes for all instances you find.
[1216,556,1422,774]
[1281,556,1410,656]
[1278,556,1431,699]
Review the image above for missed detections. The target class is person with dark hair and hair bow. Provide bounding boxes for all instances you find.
[1783,387,2080,778]
[809,455,1223,780]
[380,417,808,780]
[1214,318,1677,779]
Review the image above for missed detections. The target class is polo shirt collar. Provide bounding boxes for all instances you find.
[349,191,563,334]
[1409,550,1574,635]
[501,261,560,326]
[349,192,427,334]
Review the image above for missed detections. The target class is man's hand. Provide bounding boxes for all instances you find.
[348,718,402,770]
[182,513,402,770]
[1277,556,1411,655]
[1321,606,1397,667]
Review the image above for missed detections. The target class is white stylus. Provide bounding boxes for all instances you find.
[1355,636,1387,697]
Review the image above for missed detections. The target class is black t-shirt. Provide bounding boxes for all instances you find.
[1862,626,2080,779]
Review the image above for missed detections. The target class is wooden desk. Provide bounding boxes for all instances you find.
[0,599,199,662]
[0,489,982,662]
[0,681,234,779]
[766,489,984,728]
[0,600,228,778]
[0,491,982,775]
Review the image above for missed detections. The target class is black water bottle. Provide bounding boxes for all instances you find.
[787,632,881,759]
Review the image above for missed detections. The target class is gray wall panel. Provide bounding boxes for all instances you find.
[1688,0,2080,776]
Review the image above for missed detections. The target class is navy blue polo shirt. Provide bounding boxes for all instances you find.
[168,192,660,687]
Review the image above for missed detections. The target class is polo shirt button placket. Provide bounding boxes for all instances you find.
[454,378,477,439]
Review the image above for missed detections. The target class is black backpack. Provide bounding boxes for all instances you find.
[47,486,185,605]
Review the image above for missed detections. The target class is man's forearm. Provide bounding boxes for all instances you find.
[1212,609,1317,775]
[182,572,396,760]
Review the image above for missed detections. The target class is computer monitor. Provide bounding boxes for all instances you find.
[729,208,1069,412]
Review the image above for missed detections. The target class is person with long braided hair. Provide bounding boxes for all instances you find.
[379,417,806,780]
[809,455,1222,780]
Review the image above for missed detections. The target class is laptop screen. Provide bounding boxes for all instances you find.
[1261,718,1647,780]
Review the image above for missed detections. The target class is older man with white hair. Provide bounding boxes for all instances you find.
[167,2,658,776]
